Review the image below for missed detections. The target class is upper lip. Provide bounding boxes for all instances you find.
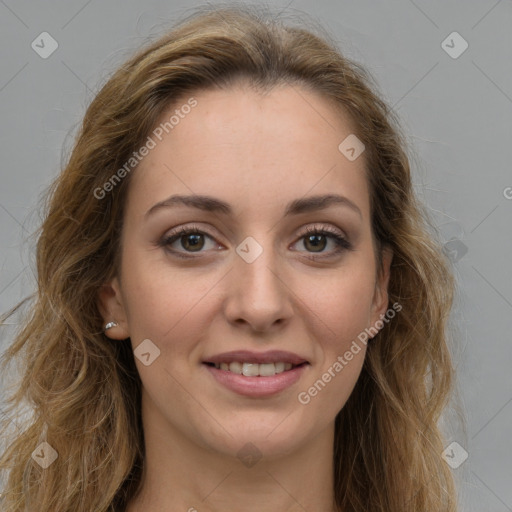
[203,350,309,365]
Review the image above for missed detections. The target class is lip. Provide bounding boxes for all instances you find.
[203,362,309,397]
[203,350,309,365]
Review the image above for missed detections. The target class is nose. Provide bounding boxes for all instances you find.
[223,238,294,334]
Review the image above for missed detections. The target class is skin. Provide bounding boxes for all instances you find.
[98,82,392,512]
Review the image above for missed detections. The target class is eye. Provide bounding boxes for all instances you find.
[292,225,353,260]
[158,225,222,258]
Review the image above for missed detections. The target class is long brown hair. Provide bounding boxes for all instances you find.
[1,3,458,510]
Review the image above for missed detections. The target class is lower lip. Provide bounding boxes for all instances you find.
[203,363,309,397]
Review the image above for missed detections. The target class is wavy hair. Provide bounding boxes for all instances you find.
[0,3,458,511]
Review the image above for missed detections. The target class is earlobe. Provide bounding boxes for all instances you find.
[97,277,130,340]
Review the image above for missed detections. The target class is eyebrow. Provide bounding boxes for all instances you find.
[144,193,362,219]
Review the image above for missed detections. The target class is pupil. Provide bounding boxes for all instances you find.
[306,234,326,252]
[184,234,204,251]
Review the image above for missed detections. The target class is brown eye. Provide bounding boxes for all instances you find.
[303,234,327,252]
[292,225,353,260]
[158,225,223,258]
[180,233,205,252]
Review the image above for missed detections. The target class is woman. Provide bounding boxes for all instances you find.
[0,4,458,511]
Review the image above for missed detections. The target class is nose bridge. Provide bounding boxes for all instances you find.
[238,239,280,293]
[236,233,285,299]
[224,233,293,330]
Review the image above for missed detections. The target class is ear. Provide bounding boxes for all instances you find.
[97,277,130,340]
[369,246,393,337]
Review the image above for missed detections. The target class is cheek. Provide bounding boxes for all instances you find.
[298,267,376,344]
[120,251,221,353]
[293,265,374,412]
[296,277,371,416]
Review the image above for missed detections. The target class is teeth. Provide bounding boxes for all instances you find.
[275,362,285,373]
[242,363,260,377]
[229,362,242,374]
[212,361,296,376]
[258,363,276,377]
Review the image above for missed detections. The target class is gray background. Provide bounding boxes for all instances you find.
[1,0,511,510]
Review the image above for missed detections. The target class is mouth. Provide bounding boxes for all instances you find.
[201,350,310,397]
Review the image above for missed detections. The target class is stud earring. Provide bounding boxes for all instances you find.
[104,321,119,331]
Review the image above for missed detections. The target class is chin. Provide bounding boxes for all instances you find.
[195,415,313,462]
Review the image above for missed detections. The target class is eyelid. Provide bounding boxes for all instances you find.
[296,223,346,239]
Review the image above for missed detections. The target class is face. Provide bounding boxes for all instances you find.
[98,83,392,461]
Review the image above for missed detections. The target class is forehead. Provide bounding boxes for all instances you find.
[126,84,370,221]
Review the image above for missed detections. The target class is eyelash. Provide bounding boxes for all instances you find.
[158,224,353,261]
